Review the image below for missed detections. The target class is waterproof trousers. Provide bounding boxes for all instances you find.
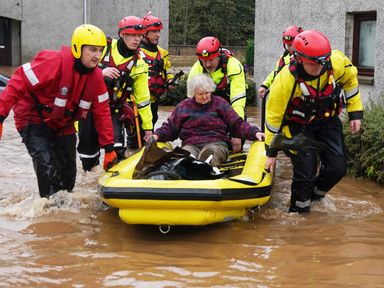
[77,112,144,171]
[288,117,347,212]
[78,112,127,170]
[151,100,159,127]
[20,123,76,198]
[125,122,145,150]
[77,112,101,171]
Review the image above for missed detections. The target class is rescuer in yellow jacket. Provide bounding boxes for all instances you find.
[265,30,363,213]
[258,25,304,98]
[77,16,153,170]
[188,36,247,153]
[140,13,174,126]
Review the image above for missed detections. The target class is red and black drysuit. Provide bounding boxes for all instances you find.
[0,46,114,197]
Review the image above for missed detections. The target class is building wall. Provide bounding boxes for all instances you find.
[0,0,22,20]
[20,0,84,62]
[254,0,384,103]
[0,0,169,64]
[91,0,169,49]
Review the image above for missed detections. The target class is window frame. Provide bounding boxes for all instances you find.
[352,11,377,77]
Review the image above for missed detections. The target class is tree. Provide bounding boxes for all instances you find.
[169,0,254,46]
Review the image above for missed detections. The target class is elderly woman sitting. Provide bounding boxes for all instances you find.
[152,74,264,166]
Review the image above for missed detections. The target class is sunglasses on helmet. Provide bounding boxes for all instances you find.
[283,35,294,41]
[197,49,219,58]
[119,24,145,32]
[147,22,162,28]
[295,51,331,65]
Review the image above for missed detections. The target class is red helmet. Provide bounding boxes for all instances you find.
[196,36,221,61]
[293,30,331,64]
[118,16,146,36]
[143,15,163,31]
[282,25,304,45]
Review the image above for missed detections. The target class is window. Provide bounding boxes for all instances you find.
[352,12,376,77]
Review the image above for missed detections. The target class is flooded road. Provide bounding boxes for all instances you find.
[0,106,383,287]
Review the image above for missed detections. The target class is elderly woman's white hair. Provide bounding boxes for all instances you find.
[187,74,216,98]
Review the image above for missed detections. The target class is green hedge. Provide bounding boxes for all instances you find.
[159,76,187,105]
[343,101,384,185]
[244,38,254,75]
[159,75,257,106]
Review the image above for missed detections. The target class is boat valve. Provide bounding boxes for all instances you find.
[159,225,171,234]
[247,206,261,220]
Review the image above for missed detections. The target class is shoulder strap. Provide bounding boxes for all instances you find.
[288,57,300,81]
[124,51,139,73]
[219,51,230,75]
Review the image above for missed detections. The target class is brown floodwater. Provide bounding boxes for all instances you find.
[0,106,383,288]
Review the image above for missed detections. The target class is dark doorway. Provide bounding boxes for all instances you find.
[0,17,12,65]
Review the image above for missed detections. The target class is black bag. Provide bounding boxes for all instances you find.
[133,142,223,180]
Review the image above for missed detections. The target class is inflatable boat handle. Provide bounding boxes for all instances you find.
[228,170,267,185]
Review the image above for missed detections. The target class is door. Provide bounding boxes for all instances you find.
[0,17,12,65]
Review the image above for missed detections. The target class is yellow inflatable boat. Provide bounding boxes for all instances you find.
[98,141,273,230]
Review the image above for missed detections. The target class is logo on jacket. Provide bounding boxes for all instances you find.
[60,86,69,96]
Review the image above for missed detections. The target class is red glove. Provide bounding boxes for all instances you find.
[103,150,118,170]
[0,122,3,140]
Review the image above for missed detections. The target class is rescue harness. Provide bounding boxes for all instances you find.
[140,46,167,98]
[100,38,139,125]
[202,49,233,102]
[286,58,343,125]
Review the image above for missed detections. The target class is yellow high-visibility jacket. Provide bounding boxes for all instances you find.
[262,52,291,89]
[101,39,153,130]
[265,50,363,149]
[188,55,247,119]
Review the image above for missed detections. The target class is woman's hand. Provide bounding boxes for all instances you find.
[231,138,242,153]
[255,132,265,141]
[143,131,154,143]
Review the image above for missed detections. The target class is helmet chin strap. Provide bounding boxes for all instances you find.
[294,54,303,64]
